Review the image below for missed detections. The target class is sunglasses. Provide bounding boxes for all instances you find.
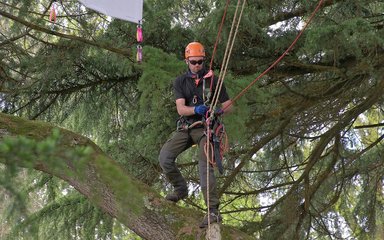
[189,59,204,65]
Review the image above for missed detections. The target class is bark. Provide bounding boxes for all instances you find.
[0,113,252,240]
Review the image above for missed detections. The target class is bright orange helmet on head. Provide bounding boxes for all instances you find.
[185,42,205,59]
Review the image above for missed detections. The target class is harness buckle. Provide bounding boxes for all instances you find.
[176,117,189,131]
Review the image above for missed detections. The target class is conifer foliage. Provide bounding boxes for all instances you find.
[0,0,383,239]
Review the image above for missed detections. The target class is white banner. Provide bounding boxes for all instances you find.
[79,0,143,23]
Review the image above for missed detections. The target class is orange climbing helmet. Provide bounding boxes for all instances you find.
[185,42,205,59]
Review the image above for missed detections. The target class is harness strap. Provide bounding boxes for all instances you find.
[176,117,205,131]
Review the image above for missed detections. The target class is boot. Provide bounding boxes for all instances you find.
[199,209,222,228]
[165,190,188,203]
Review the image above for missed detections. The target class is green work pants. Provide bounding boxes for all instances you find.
[159,127,219,209]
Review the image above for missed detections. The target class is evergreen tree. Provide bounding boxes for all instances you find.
[1,0,383,239]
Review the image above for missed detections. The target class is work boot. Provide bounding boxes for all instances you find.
[199,209,222,228]
[165,190,188,203]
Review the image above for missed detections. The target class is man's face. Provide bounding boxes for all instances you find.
[186,56,205,74]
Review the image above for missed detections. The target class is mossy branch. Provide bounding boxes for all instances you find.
[0,112,252,239]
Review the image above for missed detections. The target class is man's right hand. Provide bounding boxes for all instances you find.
[194,105,208,116]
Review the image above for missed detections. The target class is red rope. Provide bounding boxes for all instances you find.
[208,0,231,71]
[223,0,325,111]
[207,0,231,93]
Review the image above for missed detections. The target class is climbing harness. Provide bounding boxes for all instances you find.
[176,117,204,131]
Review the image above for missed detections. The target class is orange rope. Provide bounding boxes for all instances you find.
[204,140,215,166]
[223,0,325,111]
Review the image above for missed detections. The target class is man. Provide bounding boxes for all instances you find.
[159,42,232,227]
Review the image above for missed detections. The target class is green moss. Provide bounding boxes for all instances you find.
[0,113,53,140]
[93,156,144,216]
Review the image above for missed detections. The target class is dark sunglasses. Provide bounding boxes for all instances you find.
[189,59,204,65]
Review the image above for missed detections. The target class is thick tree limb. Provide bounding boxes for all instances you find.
[0,113,252,240]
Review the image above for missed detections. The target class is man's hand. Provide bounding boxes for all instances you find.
[194,105,208,116]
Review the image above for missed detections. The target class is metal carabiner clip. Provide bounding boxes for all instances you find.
[193,95,198,104]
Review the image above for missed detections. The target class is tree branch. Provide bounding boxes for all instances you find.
[0,9,133,60]
[0,112,252,240]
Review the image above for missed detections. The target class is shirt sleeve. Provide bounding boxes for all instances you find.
[212,77,230,103]
[218,83,230,103]
[173,76,185,100]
